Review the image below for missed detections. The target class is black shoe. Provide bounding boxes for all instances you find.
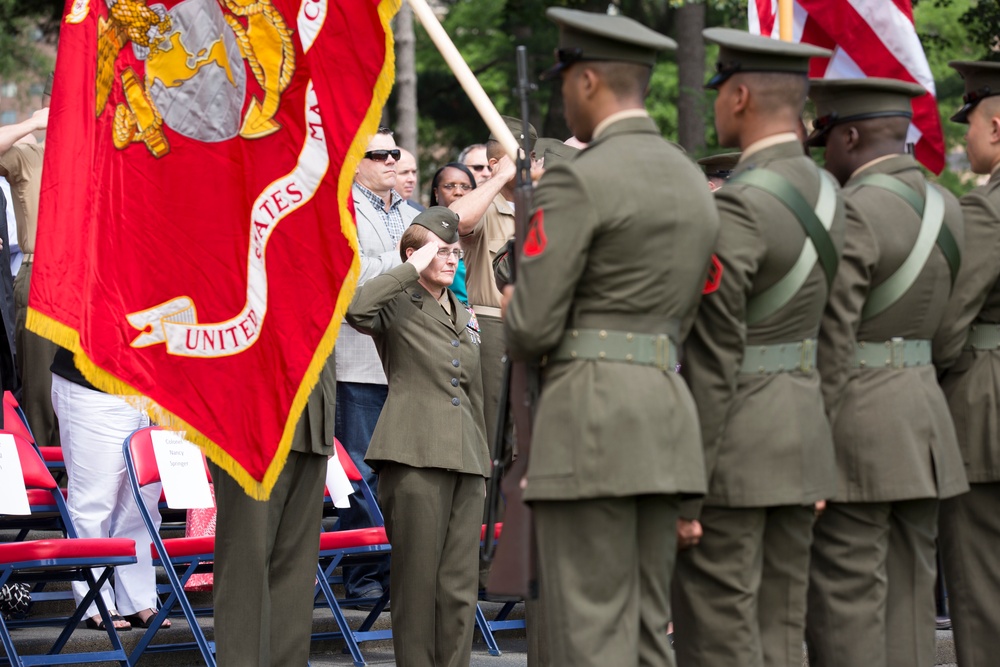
[348,586,387,612]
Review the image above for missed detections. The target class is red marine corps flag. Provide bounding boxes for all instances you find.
[29,0,400,497]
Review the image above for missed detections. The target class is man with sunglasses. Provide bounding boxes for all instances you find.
[804,79,966,667]
[501,9,717,666]
[932,60,1000,667]
[334,127,420,605]
[459,143,491,186]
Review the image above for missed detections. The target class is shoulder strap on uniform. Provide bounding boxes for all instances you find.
[852,173,959,320]
[730,168,839,325]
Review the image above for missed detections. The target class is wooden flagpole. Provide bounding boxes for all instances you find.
[406,0,520,160]
[778,0,794,41]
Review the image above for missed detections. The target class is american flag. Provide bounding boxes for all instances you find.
[750,0,945,175]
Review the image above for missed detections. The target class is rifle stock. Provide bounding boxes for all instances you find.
[484,45,539,601]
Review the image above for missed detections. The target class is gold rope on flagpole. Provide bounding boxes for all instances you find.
[778,0,793,41]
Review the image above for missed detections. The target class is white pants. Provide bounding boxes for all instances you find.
[51,373,161,617]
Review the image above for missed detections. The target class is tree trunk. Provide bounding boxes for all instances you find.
[394,1,419,192]
[675,0,706,155]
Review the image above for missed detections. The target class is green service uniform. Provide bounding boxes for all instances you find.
[930,60,1000,667]
[506,107,718,665]
[210,358,335,667]
[806,154,968,667]
[673,136,845,667]
[347,235,490,667]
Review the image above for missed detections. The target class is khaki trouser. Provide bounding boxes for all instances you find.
[673,504,815,667]
[534,495,679,667]
[939,483,1000,667]
[806,499,939,667]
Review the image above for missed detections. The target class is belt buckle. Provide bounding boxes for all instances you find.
[654,334,669,371]
[799,339,814,372]
[889,337,906,369]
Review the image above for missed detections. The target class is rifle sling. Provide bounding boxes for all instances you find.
[730,169,839,325]
[852,173,959,320]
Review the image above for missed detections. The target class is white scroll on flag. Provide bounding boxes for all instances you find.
[749,0,946,174]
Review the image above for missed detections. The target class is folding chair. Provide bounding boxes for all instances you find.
[474,523,526,657]
[122,426,216,667]
[2,393,63,485]
[313,441,392,667]
[0,433,137,666]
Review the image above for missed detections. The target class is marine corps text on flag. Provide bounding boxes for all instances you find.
[28,0,402,498]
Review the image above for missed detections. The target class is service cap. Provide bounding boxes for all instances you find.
[703,28,831,89]
[411,206,460,244]
[697,152,741,179]
[541,7,676,81]
[489,115,537,152]
[806,77,923,146]
[948,60,1000,123]
[542,142,582,167]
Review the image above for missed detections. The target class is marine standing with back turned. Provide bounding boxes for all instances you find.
[933,60,1000,667]
[502,8,718,666]
[671,29,844,667]
[804,78,968,667]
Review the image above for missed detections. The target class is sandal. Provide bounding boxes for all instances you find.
[123,609,171,629]
[85,612,131,631]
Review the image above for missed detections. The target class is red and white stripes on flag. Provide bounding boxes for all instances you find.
[750,0,945,174]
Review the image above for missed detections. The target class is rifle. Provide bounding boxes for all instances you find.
[482,45,539,601]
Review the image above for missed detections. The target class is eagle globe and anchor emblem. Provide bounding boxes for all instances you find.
[80,0,334,358]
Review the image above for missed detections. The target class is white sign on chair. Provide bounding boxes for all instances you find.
[150,430,214,509]
[0,434,30,515]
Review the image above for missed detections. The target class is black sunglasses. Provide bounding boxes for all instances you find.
[364,149,400,162]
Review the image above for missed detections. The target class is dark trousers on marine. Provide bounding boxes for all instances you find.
[335,381,390,597]
[806,498,939,667]
[672,504,815,667]
[210,451,326,667]
[939,483,1000,667]
[14,264,59,447]
[379,463,484,667]
[534,494,679,667]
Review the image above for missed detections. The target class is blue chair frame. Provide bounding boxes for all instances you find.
[122,426,216,667]
[0,434,137,666]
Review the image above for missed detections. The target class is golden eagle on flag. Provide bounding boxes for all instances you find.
[29,0,400,497]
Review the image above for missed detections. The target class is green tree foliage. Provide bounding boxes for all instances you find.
[0,0,60,80]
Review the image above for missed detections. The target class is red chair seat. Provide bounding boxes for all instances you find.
[151,536,215,560]
[26,488,67,506]
[38,446,64,463]
[480,522,503,542]
[0,538,136,562]
[319,527,388,550]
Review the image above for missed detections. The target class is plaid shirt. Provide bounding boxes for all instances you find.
[355,183,406,245]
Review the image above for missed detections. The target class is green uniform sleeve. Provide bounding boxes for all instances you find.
[817,201,877,423]
[680,186,764,518]
[346,262,419,336]
[933,189,1000,369]
[504,164,599,360]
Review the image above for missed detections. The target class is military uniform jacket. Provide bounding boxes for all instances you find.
[346,263,490,477]
[818,154,968,502]
[933,170,1000,483]
[683,139,845,508]
[504,115,719,502]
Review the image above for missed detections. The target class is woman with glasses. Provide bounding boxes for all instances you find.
[428,162,476,303]
[347,206,489,667]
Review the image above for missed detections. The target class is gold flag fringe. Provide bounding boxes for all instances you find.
[25,0,403,500]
